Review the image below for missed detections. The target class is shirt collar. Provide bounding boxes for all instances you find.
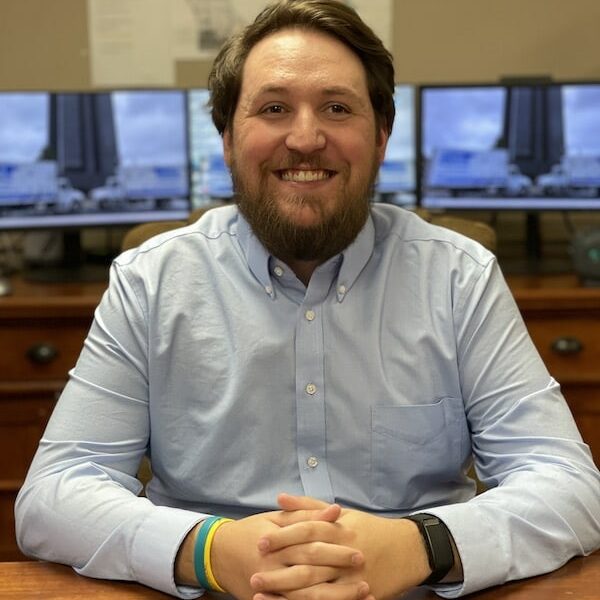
[236,209,376,301]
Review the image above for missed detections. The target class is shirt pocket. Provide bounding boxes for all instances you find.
[370,397,466,509]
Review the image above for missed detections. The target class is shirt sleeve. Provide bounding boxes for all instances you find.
[427,258,600,597]
[14,259,207,598]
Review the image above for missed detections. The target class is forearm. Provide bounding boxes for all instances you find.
[426,462,600,597]
[16,457,203,597]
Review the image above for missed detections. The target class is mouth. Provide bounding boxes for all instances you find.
[276,169,336,183]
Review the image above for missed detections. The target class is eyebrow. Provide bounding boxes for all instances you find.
[249,84,368,107]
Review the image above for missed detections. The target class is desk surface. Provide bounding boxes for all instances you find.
[1,554,598,600]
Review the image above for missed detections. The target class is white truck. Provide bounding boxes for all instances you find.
[90,165,187,210]
[0,161,85,213]
[536,155,600,197]
[426,148,532,196]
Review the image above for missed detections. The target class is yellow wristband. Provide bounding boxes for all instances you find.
[203,517,233,593]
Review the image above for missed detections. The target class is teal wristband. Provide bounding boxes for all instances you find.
[193,516,222,590]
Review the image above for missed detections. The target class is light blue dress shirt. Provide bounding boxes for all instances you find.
[16,204,600,598]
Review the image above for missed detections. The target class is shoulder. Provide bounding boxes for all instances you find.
[370,203,495,271]
[114,204,240,271]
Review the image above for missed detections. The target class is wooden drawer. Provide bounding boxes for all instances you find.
[0,389,58,562]
[0,395,56,480]
[524,317,600,384]
[0,319,88,382]
[0,490,23,561]
[561,385,600,468]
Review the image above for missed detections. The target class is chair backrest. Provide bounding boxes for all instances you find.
[120,203,225,252]
[415,208,497,253]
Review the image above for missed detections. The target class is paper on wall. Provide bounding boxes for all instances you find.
[87,0,174,87]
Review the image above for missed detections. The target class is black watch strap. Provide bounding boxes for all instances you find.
[405,513,454,585]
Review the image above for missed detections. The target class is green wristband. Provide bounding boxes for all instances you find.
[193,516,222,590]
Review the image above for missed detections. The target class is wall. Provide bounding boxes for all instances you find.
[393,0,600,83]
[1,0,600,267]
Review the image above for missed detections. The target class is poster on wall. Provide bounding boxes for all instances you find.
[87,0,393,87]
[178,0,392,58]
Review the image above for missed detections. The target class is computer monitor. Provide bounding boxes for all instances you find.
[187,84,416,209]
[418,81,600,211]
[0,89,189,280]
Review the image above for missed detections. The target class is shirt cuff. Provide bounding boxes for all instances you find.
[131,505,209,598]
[415,504,506,598]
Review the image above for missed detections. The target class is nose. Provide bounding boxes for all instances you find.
[285,109,326,154]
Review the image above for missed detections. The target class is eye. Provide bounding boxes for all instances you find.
[261,104,286,115]
[326,103,351,117]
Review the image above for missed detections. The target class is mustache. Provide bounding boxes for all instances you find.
[270,151,334,171]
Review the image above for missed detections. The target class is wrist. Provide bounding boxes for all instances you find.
[404,514,454,585]
[175,523,201,586]
[209,518,235,593]
[194,517,234,592]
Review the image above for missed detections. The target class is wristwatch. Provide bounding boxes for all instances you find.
[405,513,454,585]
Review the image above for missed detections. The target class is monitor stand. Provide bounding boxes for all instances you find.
[499,213,574,275]
[23,230,110,283]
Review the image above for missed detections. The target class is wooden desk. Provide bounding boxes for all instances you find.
[0,554,598,599]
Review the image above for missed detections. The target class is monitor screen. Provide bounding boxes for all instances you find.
[419,82,600,210]
[187,85,416,209]
[0,89,190,231]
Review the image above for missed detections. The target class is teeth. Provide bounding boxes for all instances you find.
[280,170,331,182]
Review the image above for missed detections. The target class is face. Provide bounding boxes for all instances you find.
[223,28,388,262]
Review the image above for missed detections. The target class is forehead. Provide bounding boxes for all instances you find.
[239,28,370,102]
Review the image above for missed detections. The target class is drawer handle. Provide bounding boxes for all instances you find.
[27,343,59,364]
[551,337,584,356]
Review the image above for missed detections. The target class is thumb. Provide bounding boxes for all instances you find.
[277,493,340,522]
[277,492,330,511]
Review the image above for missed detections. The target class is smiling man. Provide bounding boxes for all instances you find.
[16,2,600,600]
[224,27,386,284]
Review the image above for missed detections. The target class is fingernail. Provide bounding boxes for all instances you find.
[352,552,364,566]
[358,582,370,598]
[250,574,263,589]
[257,538,270,552]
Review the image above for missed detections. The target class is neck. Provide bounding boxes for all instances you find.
[287,259,321,287]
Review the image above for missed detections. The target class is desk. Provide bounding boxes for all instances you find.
[0,554,599,600]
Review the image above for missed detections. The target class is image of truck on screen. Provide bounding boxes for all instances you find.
[536,155,600,197]
[0,160,86,214]
[90,165,188,210]
[425,148,533,197]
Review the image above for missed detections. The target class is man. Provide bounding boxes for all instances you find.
[16,1,600,599]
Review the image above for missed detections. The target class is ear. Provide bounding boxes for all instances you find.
[222,128,232,168]
[376,126,389,165]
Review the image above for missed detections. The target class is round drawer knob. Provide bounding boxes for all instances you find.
[27,343,59,364]
[551,336,583,356]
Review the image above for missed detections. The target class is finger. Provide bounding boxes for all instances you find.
[258,520,347,553]
[250,565,339,592]
[276,541,364,568]
[253,581,372,600]
[269,504,341,528]
[277,493,330,511]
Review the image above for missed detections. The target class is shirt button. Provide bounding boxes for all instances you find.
[265,285,273,295]
[307,456,319,468]
[274,266,284,277]
[305,309,315,321]
[338,284,346,295]
[305,383,317,395]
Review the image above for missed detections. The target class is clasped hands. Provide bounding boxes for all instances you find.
[209,493,431,600]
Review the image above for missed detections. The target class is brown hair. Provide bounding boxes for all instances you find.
[208,0,395,137]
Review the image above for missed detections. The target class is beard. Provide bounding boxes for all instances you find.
[231,150,379,263]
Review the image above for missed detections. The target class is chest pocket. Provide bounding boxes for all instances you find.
[370,397,468,509]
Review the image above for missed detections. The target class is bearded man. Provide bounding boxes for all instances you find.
[16,2,600,600]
